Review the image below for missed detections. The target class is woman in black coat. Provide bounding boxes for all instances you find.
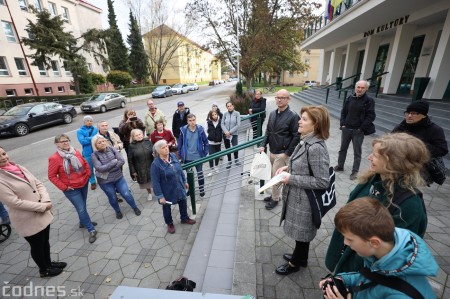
[249,89,267,139]
[206,110,223,175]
[127,129,154,201]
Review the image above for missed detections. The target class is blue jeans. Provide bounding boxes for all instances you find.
[162,198,189,224]
[83,155,97,185]
[184,161,204,192]
[0,202,9,219]
[337,127,365,172]
[63,183,95,232]
[99,176,137,213]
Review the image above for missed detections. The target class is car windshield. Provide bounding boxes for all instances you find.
[88,94,107,102]
[173,84,182,88]
[3,105,32,116]
[155,86,166,91]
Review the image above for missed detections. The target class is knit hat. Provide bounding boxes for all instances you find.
[83,115,93,122]
[406,101,429,115]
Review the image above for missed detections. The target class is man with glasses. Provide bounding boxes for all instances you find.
[392,100,448,184]
[144,99,167,136]
[334,80,375,180]
[259,89,300,210]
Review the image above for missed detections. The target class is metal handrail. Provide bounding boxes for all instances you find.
[323,73,361,103]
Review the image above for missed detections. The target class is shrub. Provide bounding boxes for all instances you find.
[89,72,106,85]
[230,90,253,115]
[236,81,243,96]
[79,74,95,94]
[107,71,132,88]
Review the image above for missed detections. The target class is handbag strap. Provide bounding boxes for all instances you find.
[358,267,424,299]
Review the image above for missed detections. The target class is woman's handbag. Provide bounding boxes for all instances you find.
[426,157,446,185]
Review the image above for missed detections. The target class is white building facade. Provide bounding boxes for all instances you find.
[0,0,105,97]
[302,0,450,100]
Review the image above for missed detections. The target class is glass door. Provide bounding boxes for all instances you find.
[397,35,425,94]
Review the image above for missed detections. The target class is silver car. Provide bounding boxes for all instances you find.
[80,93,126,113]
[172,84,190,94]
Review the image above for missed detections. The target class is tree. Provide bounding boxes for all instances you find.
[22,8,108,94]
[106,0,129,72]
[89,72,107,85]
[186,0,320,89]
[127,11,149,82]
[107,70,133,87]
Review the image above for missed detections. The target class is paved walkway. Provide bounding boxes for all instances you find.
[0,92,448,299]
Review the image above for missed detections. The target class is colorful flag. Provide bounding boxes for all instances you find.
[332,0,344,14]
[326,0,333,21]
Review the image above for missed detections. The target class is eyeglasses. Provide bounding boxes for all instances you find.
[404,111,420,116]
[58,140,70,143]
[275,96,289,100]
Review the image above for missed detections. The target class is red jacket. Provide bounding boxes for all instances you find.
[150,128,176,146]
[48,150,91,191]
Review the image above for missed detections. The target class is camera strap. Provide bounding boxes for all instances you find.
[356,267,424,299]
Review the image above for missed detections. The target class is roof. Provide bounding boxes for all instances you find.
[77,0,102,12]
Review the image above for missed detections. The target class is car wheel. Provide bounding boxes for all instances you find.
[163,93,167,98]
[120,101,126,108]
[63,113,73,124]
[14,123,29,136]
[100,106,107,113]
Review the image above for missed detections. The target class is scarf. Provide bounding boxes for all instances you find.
[57,146,84,175]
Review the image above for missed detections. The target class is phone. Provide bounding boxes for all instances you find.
[129,116,137,121]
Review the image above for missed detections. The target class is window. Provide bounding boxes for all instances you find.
[51,60,60,76]
[6,89,16,97]
[69,85,75,91]
[18,0,28,11]
[61,7,70,23]
[24,88,34,95]
[14,58,28,76]
[57,86,64,92]
[44,87,52,93]
[2,21,16,42]
[62,61,71,76]
[305,58,310,65]
[48,1,57,16]
[33,0,42,11]
[0,57,9,76]
[87,63,93,72]
[38,63,47,76]
[303,71,309,77]
[289,71,294,78]
[0,0,6,5]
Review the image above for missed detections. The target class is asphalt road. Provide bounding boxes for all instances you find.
[1,82,236,180]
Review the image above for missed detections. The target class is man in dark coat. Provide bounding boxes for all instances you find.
[172,101,191,139]
[334,80,376,180]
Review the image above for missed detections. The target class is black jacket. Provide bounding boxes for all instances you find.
[392,117,448,158]
[340,93,376,134]
[172,107,191,138]
[127,139,154,184]
[207,120,223,143]
[249,97,267,122]
[261,106,300,156]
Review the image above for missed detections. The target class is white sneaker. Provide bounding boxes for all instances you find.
[147,194,153,201]
[207,172,213,177]
[215,168,220,174]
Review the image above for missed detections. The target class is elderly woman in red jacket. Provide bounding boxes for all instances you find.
[48,133,98,244]
[0,146,66,278]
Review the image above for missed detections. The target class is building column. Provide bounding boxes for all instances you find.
[329,48,343,84]
[361,35,381,82]
[423,8,450,100]
[318,50,331,85]
[342,43,359,87]
[383,24,417,94]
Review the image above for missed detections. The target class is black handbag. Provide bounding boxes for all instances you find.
[426,157,446,185]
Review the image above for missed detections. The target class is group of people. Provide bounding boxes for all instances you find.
[262,81,447,298]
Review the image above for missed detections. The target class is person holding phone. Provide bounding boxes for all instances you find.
[118,109,145,153]
[151,140,196,234]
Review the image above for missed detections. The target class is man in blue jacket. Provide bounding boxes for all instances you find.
[178,114,209,197]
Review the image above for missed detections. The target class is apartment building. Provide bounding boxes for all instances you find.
[0,0,105,97]
[280,49,321,86]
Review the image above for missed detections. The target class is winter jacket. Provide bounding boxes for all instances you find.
[48,149,91,191]
[172,107,191,138]
[221,110,241,136]
[127,139,154,184]
[77,125,98,157]
[151,153,187,204]
[392,117,448,158]
[261,106,300,156]
[249,97,267,123]
[325,174,427,274]
[0,163,53,237]
[178,125,209,162]
[280,134,330,241]
[91,146,125,184]
[118,118,145,147]
[150,129,176,146]
[207,119,223,144]
[339,228,438,299]
[144,109,167,136]
[340,92,376,134]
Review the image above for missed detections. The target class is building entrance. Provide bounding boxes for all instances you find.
[397,35,425,94]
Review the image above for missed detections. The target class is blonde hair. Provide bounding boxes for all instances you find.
[92,135,108,151]
[358,133,430,203]
[130,129,144,143]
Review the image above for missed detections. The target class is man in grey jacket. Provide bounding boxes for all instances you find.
[259,89,300,210]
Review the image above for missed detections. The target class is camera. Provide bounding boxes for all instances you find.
[322,276,349,298]
[129,116,137,121]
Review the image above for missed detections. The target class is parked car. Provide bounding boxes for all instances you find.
[0,102,77,136]
[304,80,317,87]
[152,85,173,98]
[186,83,199,91]
[208,80,219,86]
[171,84,190,94]
[80,93,126,113]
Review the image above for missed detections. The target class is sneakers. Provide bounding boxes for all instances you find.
[88,230,97,243]
[50,261,67,269]
[116,212,123,219]
[215,168,220,174]
[90,183,97,190]
[334,165,344,172]
[207,172,213,177]
[181,218,196,225]
[40,267,63,278]
[134,208,141,216]
[147,194,153,201]
[265,199,279,210]
[350,171,358,180]
[0,216,10,225]
[79,221,97,229]
[167,223,175,234]
[263,196,272,202]
[226,162,232,169]
[235,159,241,165]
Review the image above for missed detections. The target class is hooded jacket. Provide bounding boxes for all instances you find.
[77,125,99,157]
[339,228,438,299]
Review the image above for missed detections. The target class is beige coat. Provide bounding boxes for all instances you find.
[92,130,124,151]
[0,163,53,237]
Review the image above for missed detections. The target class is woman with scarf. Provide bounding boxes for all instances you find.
[48,134,98,244]
[91,135,141,219]
[0,146,66,278]
[274,106,330,275]
[249,89,267,139]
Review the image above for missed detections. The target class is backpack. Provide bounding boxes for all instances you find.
[165,276,196,292]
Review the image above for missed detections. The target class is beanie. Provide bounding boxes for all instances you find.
[406,101,429,115]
